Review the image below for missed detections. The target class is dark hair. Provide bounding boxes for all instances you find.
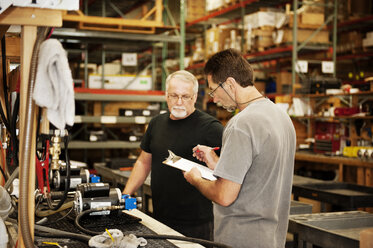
[204,48,254,87]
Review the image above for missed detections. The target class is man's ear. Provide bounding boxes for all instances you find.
[225,77,237,90]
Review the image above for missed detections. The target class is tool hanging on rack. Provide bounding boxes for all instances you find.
[35,135,50,195]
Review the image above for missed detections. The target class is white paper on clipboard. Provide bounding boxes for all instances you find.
[163,150,217,181]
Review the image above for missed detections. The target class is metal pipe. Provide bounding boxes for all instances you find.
[179,0,185,70]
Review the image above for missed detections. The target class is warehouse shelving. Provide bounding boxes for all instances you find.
[74,115,153,124]
[53,1,186,164]
[74,88,166,102]
[72,88,166,160]
[69,140,141,149]
[185,0,373,187]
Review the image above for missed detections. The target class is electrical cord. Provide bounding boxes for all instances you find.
[34,224,91,242]
[0,36,11,132]
[138,234,232,248]
[10,93,19,166]
[1,37,18,168]
[75,207,232,248]
[36,201,74,217]
[0,164,6,182]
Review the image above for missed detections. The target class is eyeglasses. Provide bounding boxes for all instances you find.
[167,94,194,102]
[208,82,224,98]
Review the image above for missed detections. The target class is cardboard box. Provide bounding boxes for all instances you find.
[301,12,325,26]
[206,0,223,12]
[274,71,300,94]
[289,12,325,28]
[274,28,329,45]
[206,27,238,57]
[88,74,152,90]
[186,0,206,22]
[244,10,286,29]
[337,31,363,53]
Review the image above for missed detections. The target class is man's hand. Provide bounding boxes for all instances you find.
[192,144,219,170]
[184,167,202,186]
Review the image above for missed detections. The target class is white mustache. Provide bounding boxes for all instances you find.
[172,106,186,110]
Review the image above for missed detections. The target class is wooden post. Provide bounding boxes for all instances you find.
[357,167,365,185]
[338,163,343,182]
[19,24,37,248]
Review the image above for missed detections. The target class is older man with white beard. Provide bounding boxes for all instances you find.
[123,70,223,241]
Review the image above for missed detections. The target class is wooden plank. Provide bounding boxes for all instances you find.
[357,167,365,185]
[338,163,343,182]
[155,0,162,23]
[365,168,373,212]
[64,11,164,27]
[295,151,373,168]
[0,7,62,27]
[0,36,21,58]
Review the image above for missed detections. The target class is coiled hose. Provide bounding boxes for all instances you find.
[19,26,49,248]
[75,207,232,248]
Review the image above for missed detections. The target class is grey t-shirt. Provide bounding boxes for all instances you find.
[213,98,296,248]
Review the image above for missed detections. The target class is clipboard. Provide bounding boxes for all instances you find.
[163,150,217,181]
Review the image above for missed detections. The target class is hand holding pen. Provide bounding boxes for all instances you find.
[192,145,220,170]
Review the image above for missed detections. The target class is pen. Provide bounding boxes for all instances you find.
[196,147,220,153]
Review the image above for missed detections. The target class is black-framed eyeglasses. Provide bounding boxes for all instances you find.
[208,82,224,98]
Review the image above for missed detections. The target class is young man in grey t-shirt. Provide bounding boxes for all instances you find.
[184,49,296,248]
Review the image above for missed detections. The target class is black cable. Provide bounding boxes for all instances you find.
[0,164,7,181]
[75,208,110,236]
[75,207,232,248]
[10,93,19,166]
[34,228,91,243]
[1,36,11,127]
[42,206,74,225]
[138,234,232,248]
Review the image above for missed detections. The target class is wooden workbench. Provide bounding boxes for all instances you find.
[295,151,373,186]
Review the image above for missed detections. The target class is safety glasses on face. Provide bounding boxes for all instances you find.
[208,81,225,98]
[167,93,194,102]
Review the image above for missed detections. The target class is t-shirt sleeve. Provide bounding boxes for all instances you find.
[214,126,254,184]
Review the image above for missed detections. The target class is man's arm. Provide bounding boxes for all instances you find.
[122,150,152,195]
[184,168,241,207]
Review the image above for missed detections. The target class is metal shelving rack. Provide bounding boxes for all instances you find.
[54,1,184,161]
[184,0,336,82]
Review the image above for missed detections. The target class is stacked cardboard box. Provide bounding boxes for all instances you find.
[363,31,373,48]
[88,74,152,90]
[273,71,300,94]
[244,9,286,52]
[288,12,325,29]
[337,31,363,54]
[273,28,329,45]
[206,0,224,12]
[186,0,206,23]
[276,5,329,47]
[205,27,241,57]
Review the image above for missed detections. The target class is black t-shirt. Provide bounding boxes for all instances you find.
[141,109,223,225]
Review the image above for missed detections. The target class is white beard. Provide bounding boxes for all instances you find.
[171,106,187,118]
